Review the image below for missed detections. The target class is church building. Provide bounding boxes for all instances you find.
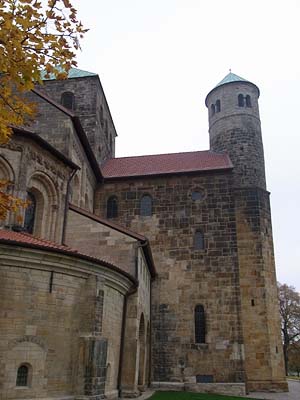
[0,69,287,399]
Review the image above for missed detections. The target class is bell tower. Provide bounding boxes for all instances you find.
[205,73,287,392]
[206,72,266,189]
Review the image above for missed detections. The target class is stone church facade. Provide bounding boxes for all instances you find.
[0,69,287,399]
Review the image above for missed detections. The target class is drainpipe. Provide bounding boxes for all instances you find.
[61,168,77,245]
[117,283,138,398]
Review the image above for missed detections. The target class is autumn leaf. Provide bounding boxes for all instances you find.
[0,0,87,220]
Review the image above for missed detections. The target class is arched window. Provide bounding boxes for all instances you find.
[238,94,244,107]
[215,99,221,113]
[246,95,252,108]
[24,192,36,234]
[61,92,75,110]
[16,364,29,386]
[195,305,205,343]
[195,230,204,250]
[107,196,118,219]
[211,104,215,116]
[140,195,152,217]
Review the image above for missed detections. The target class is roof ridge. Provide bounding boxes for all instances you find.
[69,204,147,241]
[106,149,217,161]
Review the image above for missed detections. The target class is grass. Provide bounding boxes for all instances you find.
[148,392,250,400]
[288,375,300,380]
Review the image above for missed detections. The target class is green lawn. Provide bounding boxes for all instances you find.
[288,375,300,380]
[148,392,250,400]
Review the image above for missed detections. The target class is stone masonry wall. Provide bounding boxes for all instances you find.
[0,136,71,242]
[26,90,97,212]
[38,76,116,164]
[65,208,137,277]
[235,188,287,391]
[96,171,246,384]
[0,253,90,398]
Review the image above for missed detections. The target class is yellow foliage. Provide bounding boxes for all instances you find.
[0,0,87,220]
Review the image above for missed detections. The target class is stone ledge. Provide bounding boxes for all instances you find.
[151,381,246,396]
[247,380,289,393]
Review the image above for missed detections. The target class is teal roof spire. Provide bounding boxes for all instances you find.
[205,71,259,105]
[215,71,249,88]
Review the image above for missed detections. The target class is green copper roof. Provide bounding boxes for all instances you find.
[215,72,249,88]
[205,71,259,105]
[41,67,97,80]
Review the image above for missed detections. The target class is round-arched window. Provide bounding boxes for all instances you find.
[140,195,152,217]
[16,364,30,387]
[61,91,75,110]
[107,196,118,219]
[24,192,36,234]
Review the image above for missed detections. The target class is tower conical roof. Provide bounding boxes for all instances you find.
[205,71,259,106]
[215,72,249,88]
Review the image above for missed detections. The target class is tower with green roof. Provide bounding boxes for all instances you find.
[206,72,265,189]
[205,73,287,391]
[40,67,117,165]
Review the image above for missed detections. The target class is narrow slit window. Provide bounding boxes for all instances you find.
[195,305,205,343]
[107,196,118,219]
[100,105,104,127]
[246,95,252,107]
[140,195,152,216]
[215,99,221,113]
[238,94,244,107]
[211,104,215,116]
[24,192,36,234]
[195,230,204,250]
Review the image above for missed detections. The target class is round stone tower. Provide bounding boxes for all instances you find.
[205,72,266,189]
[204,73,287,392]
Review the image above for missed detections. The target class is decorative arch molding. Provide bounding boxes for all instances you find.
[27,171,59,240]
[0,155,15,183]
[8,335,47,351]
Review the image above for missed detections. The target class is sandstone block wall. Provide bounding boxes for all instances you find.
[0,135,71,242]
[65,208,138,277]
[26,90,97,212]
[235,188,287,391]
[96,172,246,384]
[39,76,116,164]
[0,253,88,398]
[0,244,133,400]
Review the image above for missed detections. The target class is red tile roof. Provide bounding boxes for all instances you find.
[0,229,136,284]
[101,150,233,179]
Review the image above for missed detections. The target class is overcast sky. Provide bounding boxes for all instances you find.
[72,0,300,291]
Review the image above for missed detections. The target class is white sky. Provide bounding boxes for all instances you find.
[72,0,300,291]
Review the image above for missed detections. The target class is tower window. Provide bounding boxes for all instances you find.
[215,99,221,113]
[246,95,252,107]
[16,364,29,387]
[211,104,215,116]
[107,196,118,219]
[195,230,204,250]
[24,192,36,234]
[61,92,75,110]
[195,304,206,343]
[238,94,244,107]
[140,195,152,217]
